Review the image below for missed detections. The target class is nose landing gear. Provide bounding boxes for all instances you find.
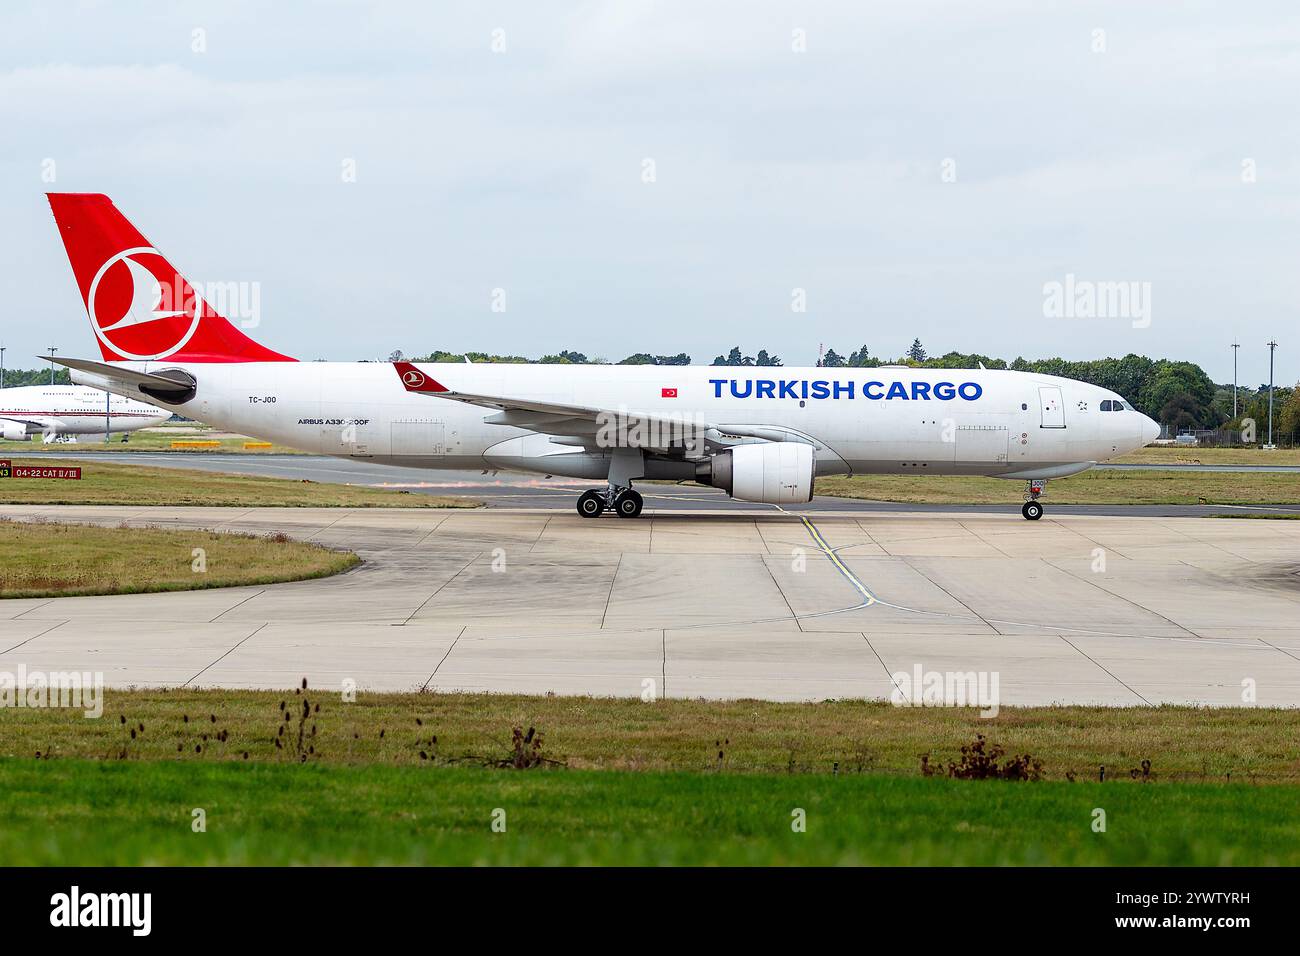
[1021,480,1046,520]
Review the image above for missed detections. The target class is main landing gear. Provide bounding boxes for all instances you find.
[576,486,644,519]
[578,448,645,518]
[1021,479,1046,521]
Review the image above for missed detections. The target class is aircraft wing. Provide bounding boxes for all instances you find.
[0,416,58,431]
[393,362,706,451]
[392,362,819,455]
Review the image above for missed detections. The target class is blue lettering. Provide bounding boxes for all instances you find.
[704,377,975,402]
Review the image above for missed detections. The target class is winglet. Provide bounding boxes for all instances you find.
[394,361,448,393]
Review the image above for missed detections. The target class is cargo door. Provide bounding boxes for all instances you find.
[391,419,446,457]
[955,424,1009,463]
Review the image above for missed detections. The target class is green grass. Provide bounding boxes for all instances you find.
[0,458,477,508]
[0,521,359,598]
[6,690,1298,864]
[817,469,1300,505]
[1,759,1295,865]
[1114,446,1300,465]
[1215,512,1300,519]
[6,690,1300,782]
[0,427,304,455]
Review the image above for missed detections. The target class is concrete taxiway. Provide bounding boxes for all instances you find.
[2,504,1299,706]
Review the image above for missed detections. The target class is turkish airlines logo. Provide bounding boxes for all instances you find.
[393,361,447,392]
[87,247,202,361]
[661,387,678,398]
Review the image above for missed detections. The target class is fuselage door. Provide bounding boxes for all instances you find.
[391,419,447,457]
[1039,386,1066,428]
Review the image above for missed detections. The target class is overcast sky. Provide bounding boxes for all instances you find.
[1,1,1297,385]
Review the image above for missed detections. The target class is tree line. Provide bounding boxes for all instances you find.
[810,340,1296,438]
[404,341,1295,438]
[0,367,72,388]
[404,349,691,366]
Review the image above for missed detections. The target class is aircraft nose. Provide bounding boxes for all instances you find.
[1141,415,1160,445]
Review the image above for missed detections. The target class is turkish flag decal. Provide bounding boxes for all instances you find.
[661,387,678,398]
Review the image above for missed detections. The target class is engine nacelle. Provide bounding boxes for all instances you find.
[695,441,815,504]
[1,421,32,442]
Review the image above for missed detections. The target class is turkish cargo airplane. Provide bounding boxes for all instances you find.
[0,383,168,442]
[44,193,1159,519]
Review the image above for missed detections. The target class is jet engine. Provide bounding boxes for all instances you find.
[0,421,33,442]
[695,441,815,504]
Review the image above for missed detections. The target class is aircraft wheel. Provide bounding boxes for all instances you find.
[614,489,644,518]
[577,490,605,518]
[1022,500,1044,521]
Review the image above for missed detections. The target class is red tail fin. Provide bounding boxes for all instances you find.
[47,193,295,363]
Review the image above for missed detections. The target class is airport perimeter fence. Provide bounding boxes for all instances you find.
[1170,429,1296,448]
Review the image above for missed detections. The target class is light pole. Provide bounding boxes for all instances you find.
[1231,341,1240,419]
[1265,340,1278,449]
[0,346,5,390]
[48,346,57,385]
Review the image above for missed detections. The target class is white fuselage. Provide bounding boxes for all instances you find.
[0,385,169,441]
[73,362,1159,481]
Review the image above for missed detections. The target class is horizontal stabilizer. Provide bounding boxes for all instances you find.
[44,356,196,403]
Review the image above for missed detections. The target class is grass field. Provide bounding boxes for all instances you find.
[0,522,359,598]
[6,689,1298,780]
[11,433,1295,466]
[3,760,1294,865]
[0,426,303,455]
[1,690,1298,864]
[817,469,1300,505]
[0,458,477,508]
[1114,446,1300,465]
[1217,513,1300,520]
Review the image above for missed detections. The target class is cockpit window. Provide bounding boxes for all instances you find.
[1100,400,1114,411]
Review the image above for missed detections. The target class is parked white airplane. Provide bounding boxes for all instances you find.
[44,193,1159,519]
[0,383,168,443]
